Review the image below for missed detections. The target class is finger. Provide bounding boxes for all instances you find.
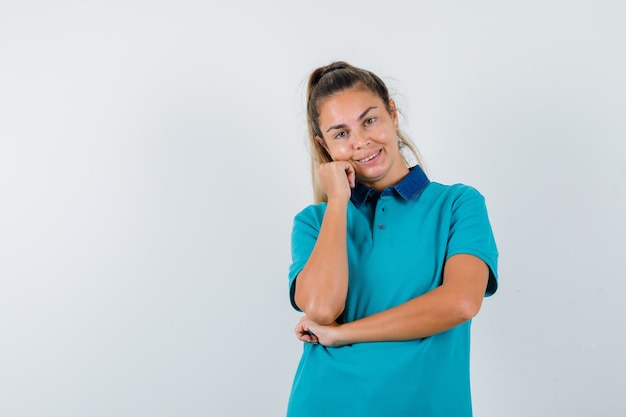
[334,162,354,186]
[346,164,356,188]
[296,327,318,342]
[299,333,319,343]
[295,321,312,336]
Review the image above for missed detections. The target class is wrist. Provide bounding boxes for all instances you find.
[327,323,349,348]
[336,320,368,345]
[331,322,354,347]
[326,197,349,210]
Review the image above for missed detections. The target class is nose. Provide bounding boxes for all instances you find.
[352,130,369,149]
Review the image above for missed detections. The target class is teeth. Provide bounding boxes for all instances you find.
[359,150,379,163]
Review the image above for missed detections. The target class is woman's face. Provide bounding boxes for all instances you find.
[317,87,408,191]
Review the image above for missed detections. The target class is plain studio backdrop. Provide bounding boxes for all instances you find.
[1,1,624,416]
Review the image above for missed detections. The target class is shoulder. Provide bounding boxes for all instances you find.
[293,202,328,227]
[422,182,486,204]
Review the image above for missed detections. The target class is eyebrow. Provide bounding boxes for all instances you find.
[326,106,378,133]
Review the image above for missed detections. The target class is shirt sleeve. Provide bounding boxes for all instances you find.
[288,204,325,311]
[445,185,499,296]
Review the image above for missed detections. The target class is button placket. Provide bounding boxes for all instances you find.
[377,201,386,231]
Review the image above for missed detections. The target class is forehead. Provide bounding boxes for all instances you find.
[317,87,385,124]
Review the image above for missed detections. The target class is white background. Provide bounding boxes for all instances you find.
[1,1,625,416]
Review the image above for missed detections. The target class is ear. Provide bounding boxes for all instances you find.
[388,98,398,128]
[316,135,329,152]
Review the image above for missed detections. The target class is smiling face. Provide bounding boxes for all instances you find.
[316,86,409,191]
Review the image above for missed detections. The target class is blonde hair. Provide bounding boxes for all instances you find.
[306,61,424,203]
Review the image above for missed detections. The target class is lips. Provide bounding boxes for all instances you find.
[357,149,381,163]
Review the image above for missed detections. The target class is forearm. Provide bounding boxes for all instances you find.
[335,258,489,345]
[337,288,473,344]
[294,200,349,324]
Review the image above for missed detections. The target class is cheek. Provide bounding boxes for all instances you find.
[327,142,351,159]
[380,129,399,148]
[379,126,396,140]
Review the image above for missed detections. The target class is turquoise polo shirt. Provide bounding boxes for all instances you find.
[287,166,498,417]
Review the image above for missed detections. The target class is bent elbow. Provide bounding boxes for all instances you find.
[456,297,483,322]
[305,303,344,325]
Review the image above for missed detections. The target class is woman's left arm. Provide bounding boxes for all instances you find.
[295,253,489,347]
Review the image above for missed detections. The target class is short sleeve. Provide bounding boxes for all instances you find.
[288,205,326,311]
[445,186,499,296]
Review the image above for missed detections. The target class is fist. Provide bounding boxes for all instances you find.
[318,161,355,202]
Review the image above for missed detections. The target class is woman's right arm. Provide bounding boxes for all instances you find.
[293,161,354,325]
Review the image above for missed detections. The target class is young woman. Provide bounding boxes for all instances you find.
[287,61,498,417]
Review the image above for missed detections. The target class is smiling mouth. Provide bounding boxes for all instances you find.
[357,150,381,163]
